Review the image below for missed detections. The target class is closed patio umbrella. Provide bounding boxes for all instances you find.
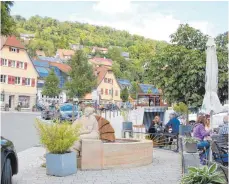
[201,37,224,162]
[201,37,223,123]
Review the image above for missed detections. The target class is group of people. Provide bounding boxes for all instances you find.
[148,112,229,165]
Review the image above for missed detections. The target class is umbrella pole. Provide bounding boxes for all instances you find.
[209,110,213,162]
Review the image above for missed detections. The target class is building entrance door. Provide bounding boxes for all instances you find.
[9,95,14,108]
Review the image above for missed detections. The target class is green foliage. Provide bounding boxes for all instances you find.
[173,102,188,116]
[184,136,198,144]
[181,163,226,184]
[120,88,129,102]
[121,109,129,122]
[42,69,61,97]
[1,1,16,36]
[170,24,208,51]
[130,81,138,99]
[35,119,80,154]
[65,50,96,99]
[149,25,228,108]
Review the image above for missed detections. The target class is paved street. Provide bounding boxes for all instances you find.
[13,147,182,184]
[1,112,41,152]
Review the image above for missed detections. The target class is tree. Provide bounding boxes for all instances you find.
[65,50,96,99]
[42,69,61,97]
[120,87,129,102]
[1,1,16,36]
[130,81,138,99]
[170,24,208,51]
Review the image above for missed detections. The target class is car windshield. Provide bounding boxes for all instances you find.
[60,105,77,111]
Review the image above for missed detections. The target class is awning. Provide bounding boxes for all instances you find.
[144,106,168,112]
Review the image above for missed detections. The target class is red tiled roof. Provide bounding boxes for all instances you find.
[3,36,25,49]
[49,62,71,73]
[94,66,110,85]
[93,47,108,51]
[89,57,112,67]
[56,49,75,59]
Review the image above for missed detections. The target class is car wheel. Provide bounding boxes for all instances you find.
[1,158,12,184]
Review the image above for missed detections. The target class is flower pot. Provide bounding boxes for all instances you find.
[185,142,197,153]
[46,151,77,177]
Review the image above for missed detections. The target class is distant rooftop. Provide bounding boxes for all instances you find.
[117,79,131,86]
[37,55,61,62]
[139,84,159,94]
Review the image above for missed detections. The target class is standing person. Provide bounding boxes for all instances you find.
[193,115,211,165]
[165,112,180,134]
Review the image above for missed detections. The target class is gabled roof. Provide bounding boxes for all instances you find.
[95,66,109,85]
[56,49,75,59]
[1,36,25,49]
[49,62,71,73]
[117,79,131,86]
[89,57,112,67]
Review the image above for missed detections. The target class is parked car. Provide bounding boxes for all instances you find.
[59,103,78,122]
[41,105,56,120]
[1,137,18,184]
[36,103,45,111]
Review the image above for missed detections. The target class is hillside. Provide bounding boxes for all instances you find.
[14,15,168,58]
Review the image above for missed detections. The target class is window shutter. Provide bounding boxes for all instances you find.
[8,60,11,67]
[24,62,27,70]
[16,61,19,68]
[17,48,19,53]
[0,59,3,66]
[22,77,25,85]
[12,76,15,84]
[32,78,35,87]
[8,76,11,84]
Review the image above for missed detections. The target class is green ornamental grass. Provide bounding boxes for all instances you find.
[36,119,81,154]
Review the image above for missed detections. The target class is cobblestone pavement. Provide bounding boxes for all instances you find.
[13,147,181,184]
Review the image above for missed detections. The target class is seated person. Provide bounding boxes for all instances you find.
[193,115,211,165]
[219,115,229,135]
[71,107,99,156]
[148,116,163,135]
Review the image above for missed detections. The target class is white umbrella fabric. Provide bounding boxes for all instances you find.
[201,37,224,162]
[201,37,223,119]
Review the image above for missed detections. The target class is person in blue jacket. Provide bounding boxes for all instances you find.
[166,112,181,134]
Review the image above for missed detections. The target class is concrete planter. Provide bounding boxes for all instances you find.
[185,142,197,153]
[46,151,77,177]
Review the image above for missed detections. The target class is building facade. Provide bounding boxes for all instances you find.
[84,67,121,104]
[0,36,38,110]
[33,60,70,104]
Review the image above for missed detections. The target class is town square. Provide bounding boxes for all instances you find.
[0,1,228,184]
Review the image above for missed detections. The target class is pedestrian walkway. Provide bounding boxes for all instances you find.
[13,147,182,184]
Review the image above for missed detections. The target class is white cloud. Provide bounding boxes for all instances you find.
[70,1,216,42]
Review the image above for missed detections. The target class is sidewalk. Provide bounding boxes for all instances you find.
[13,147,182,184]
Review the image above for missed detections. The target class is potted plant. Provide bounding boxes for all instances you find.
[184,136,198,153]
[35,119,80,177]
[181,163,226,184]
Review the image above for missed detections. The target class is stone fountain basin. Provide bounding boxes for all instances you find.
[79,138,153,170]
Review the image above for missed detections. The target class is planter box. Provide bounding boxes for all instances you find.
[185,142,197,153]
[46,151,77,177]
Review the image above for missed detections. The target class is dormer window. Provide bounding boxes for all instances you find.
[10,47,19,53]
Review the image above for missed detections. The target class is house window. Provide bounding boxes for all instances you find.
[115,90,118,96]
[19,62,24,69]
[25,78,31,86]
[105,89,108,95]
[0,94,4,102]
[108,79,111,83]
[15,77,21,85]
[101,88,103,95]
[10,47,18,53]
[11,60,16,67]
[18,96,30,108]
[104,78,107,83]
[2,59,8,66]
[0,75,7,83]
[109,89,112,95]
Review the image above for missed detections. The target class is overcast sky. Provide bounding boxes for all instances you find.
[11,1,228,42]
